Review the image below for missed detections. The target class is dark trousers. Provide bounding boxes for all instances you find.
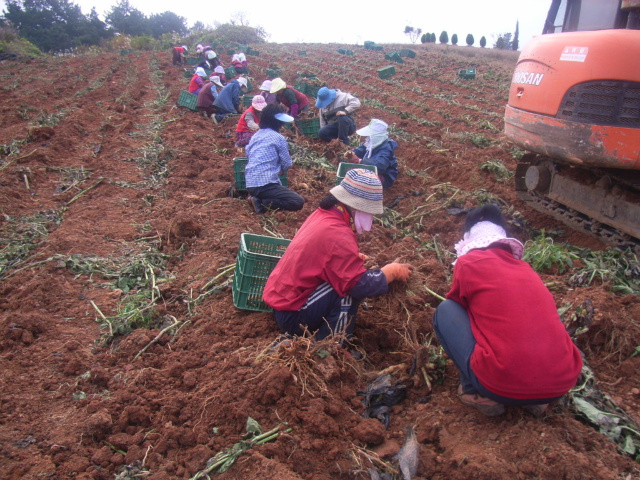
[318,115,356,145]
[433,299,560,406]
[274,282,360,341]
[247,183,304,212]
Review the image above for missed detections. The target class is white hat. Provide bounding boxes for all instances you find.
[195,67,207,77]
[206,50,217,60]
[260,80,272,91]
[275,112,294,122]
[210,75,223,87]
[214,66,225,74]
[269,78,286,93]
[182,45,188,51]
[356,119,388,136]
[237,77,248,88]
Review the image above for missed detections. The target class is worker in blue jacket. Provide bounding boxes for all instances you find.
[212,77,248,124]
[344,119,398,188]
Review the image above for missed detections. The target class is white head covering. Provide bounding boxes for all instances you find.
[214,66,225,74]
[195,67,207,77]
[357,119,389,159]
[454,221,524,260]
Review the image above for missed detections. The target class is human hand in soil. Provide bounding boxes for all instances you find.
[344,151,357,162]
[358,252,369,261]
[381,259,413,283]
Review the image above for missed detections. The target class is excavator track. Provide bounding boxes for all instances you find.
[515,154,640,251]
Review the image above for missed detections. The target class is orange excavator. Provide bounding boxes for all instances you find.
[504,0,640,248]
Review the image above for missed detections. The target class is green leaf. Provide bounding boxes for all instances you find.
[246,417,262,436]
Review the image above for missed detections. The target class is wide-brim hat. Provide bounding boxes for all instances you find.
[237,77,248,88]
[210,75,223,87]
[315,87,336,108]
[275,112,294,122]
[356,119,388,136]
[195,67,207,77]
[252,95,267,111]
[270,77,286,93]
[260,80,272,91]
[330,168,383,215]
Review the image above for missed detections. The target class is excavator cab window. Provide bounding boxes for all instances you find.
[547,0,638,33]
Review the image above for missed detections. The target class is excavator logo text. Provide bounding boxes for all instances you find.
[512,72,545,86]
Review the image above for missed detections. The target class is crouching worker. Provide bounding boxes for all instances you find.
[245,104,305,213]
[433,204,582,417]
[344,119,398,188]
[263,168,413,344]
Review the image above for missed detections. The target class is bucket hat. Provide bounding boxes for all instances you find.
[237,77,248,88]
[206,50,217,60]
[210,75,223,87]
[315,87,337,108]
[330,168,383,214]
[356,119,388,136]
[252,95,267,111]
[269,78,286,93]
[195,67,207,77]
[260,80,272,91]
[182,45,188,51]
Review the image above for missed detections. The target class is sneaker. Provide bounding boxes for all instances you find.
[523,404,548,417]
[457,384,505,417]
[247,196,263,214]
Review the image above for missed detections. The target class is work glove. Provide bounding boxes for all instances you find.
[381,261,413,283]
[344,151,358,162]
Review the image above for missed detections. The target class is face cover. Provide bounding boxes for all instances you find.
[354,210,373,234]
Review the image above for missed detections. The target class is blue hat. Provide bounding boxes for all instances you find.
[315,87,336,108]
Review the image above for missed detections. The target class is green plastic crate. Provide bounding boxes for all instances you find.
[242,94,254,107]
[385,51,404,64]
[233,157,288,191]
[184,69,193,79]
[399,49,416,59]
[371,45,384,51]
[296,117,320,138]
[337,48,354,56]
[186,57,200,65]
[459,68,477,80]
[364,41,375,50]
[298,51,307,56]
[377,65,396,79]
[232,233,291,312]
[177,90,198,111]
[336,163,378,185]
[225,66,236,79]
[266,68,281,78]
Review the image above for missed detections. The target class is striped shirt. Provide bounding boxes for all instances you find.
[245,128,293,188]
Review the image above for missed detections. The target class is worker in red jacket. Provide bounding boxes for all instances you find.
[433,204,583,417]
[263,168,413,345]
[269,77,309,119]
[172,45,187,66]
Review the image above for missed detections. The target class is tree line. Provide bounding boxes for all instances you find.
[404,21,520,50]
[0,0,268,54]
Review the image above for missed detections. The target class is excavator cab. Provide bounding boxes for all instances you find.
[504,0,640,246]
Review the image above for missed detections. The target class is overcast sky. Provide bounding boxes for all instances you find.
[2,0,552,47]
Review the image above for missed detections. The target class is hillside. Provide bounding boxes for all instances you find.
[1,43,639,480]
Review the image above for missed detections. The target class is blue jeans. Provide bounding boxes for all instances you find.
[318,115,356,145]
[274,282,360,342]
[247,183,304,212]
[433,300,559,406]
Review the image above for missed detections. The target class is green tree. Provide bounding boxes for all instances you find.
[420,32,427,44]
[2,0,108,52]
[105,0,149,36]
[451,33,458,45]
[493,32,513,49]
[513,20,519,51]
[211,23,267,44]
[439,30,448,44]
[466,33,474,46]
[480,36,487,48]
[404,25,422,44]
[148,11,186,38]
[430,33,436,42]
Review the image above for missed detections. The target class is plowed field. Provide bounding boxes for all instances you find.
[1,43,639,480]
